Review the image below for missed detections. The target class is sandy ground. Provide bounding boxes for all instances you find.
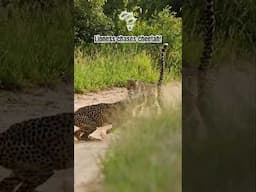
[74,81,181,192]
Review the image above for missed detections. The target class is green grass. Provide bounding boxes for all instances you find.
[103,106,181,192]
[74,47,173,92]
[0,5,73,89]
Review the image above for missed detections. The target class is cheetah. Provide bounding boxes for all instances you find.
[74,101,128,141]
[0,113,73,192]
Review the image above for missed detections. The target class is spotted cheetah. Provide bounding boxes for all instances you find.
[0,113,73,192]
[74,101,128,141]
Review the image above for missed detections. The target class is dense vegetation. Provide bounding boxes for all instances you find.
[74,0,182,92]
[0,3,73,89]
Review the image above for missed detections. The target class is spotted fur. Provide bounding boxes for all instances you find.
[74,101,127,140]
[0,113,73,192]
[157,43,168,88]
[199,0,215,70]
[157,43,168,107]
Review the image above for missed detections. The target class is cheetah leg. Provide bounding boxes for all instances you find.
[74,129,84,140]
[0,172,21,192]
[74,127,97,141]
[74,129,89,141]
[15,171,54,192]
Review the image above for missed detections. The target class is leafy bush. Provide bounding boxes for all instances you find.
[74,0,113,44]
[74,0,182,44]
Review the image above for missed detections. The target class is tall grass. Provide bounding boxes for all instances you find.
[75,48,158,92]
[103,106,181,192]
[74,45,174,92]
[0,5,73,89]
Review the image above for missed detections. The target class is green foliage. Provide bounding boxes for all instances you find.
[103,0,128,35]
[74,47,159,92]
[127,0,174,19]
[74,0,113,44]
[131,8,182,76]
[74,0,181,44]
[102,0,175,34]
[103,106,181,192]
[0,5,73,89]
